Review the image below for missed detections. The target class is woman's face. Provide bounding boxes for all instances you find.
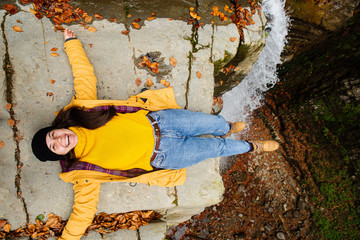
[45,128,78,155]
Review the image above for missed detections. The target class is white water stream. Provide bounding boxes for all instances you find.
[220,0,290,122]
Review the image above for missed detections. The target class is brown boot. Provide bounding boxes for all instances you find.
[221,122,246,138]
[250,140,280,152]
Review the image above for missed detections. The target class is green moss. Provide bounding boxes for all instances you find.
[213,50,233,75]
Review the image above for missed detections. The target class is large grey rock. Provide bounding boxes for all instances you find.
[139,221,167,240]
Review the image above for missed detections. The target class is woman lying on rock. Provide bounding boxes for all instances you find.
[31,28,279,240]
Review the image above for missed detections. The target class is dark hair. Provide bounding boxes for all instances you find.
[52,106,118,167]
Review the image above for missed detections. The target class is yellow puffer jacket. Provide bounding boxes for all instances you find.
[58,39,186,240]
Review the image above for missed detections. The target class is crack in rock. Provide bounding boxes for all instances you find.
[1,12,29,224]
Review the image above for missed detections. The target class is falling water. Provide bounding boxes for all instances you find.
[220,0,290,122]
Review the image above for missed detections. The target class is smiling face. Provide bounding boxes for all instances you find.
[45,128,78,155]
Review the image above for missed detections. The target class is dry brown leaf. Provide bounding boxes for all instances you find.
[5,103,11,110]
[50,52,59,57]
[0,140,4,149]
[170,57,177,67]
[3,224,11,232]
[0,220,6,228]
[135,78,142,87]
[146,78,153,87]
[121,30,129,36]
[196,71,202,78]
[50,47,58,52]
[94,13,103,19]
[109,18,117,22]
[132,22,140,29]
[230,37,236,42]
[13,26,23,32]
[16,20,22,24]
[3,4,18,15]
[164,81,170,87]
[88,26,97,32]
[84,15,92,23]
[134,18,141,23]
[50,79,56,84]
[8,119,15,126]
[46,92,53,97]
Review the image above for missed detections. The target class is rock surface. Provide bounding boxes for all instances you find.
[0,1,266,238]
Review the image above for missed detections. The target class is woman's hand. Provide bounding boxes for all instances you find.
[64,28,76,41]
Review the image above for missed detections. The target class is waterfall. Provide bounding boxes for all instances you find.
[220,0,290,122]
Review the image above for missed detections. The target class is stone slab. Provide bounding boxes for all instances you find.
[129,19,192,108]
[104,229,138,240]
[212,24,240,62]
[0,10,27,229]
[139,221,167,240]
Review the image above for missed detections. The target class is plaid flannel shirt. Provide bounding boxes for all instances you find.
[60,105,158,177]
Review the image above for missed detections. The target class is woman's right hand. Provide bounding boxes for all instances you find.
[64,28,76,41]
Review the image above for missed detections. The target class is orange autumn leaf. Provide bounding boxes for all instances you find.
[13,26,23,32]
[50,47,58,52]
[196,71,202,78]
[132,22,140,29]
[121,30,129,35]
[160,79,166,85]
[164,81,170,87]
[88,26,97,32]
[146,78,153,87]
[8,119,15,126]
[5,103,11,110]
[94,13,103,19]
[3,4,18,15]
[84,15,92,23]
[0,140,4,149]
[135,78,142,87]
[109,18,117,22]
[3,223,11,232]
[50,52,59,57]
[170,57,177,67]
[50,79,56,84]
[147,16,156,21]
[230,37,236,42]
[46,92,53,97]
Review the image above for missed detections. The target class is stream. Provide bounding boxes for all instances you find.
[221,0,289,122]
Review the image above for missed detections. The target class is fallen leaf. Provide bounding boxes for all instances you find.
[121,30,129,35]
[164,81,170,87]
[230,37,236,42]
[170,57,177,67]
[127,14,132,18]
[134,18,141,22]
[3,224,11,233]
[147,16,156,21]
[89,44,93,48]
[168,18,172,21]
[8,119,15,126]
[88,26,97,32]
[146,78,153,87]
[20,0,30,4]
[50,47,58,52]
[189,7,195,11]
[5,103,11,110]
[0,140,4,149]
[30,8,37,15]
[50,79,56,84]
[94,13,103,19]
[50,52,59,57]
[109,18,117,22]
[160,79,166,85]
[196,71,202,78]
[13,26,23,32]
[3,4,18,15]
[135,78,142,87]
[132,22,140,29]
[16,20,22,24]
[84,15,92,23]
[46,92,53,96]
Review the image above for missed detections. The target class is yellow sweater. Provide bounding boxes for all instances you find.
[69,110,154,171]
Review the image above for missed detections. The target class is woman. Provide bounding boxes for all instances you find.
[31,29,279,240]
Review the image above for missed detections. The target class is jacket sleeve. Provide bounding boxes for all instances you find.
[58,182,101,240]
[64,39,98,100]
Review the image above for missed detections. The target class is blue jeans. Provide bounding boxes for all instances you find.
[147,109,251,169]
